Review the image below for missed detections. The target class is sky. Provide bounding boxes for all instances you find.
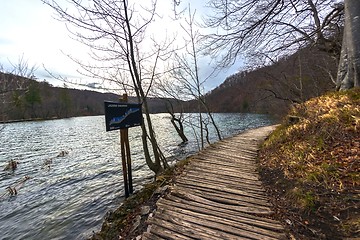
[0,0,244,93]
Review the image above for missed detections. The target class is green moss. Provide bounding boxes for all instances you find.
[306,172,321,183]
[286,187,318,211]
[262,124,287,147]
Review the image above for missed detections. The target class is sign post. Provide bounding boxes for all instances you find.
[120,94,133,196]
[104,94,142,198]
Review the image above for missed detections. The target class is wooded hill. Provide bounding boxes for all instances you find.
[1,46,339,122]
[0,72,176,122]
[190,47,338,117]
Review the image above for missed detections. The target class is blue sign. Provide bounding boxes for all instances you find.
[104,101,142,131]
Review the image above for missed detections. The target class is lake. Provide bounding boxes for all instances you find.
[0,113,274,240]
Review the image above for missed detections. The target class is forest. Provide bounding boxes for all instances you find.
[198,47,338,116]
[0,72,177,122]
[0,43,338,123]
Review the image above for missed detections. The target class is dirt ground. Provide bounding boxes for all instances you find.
[259,166,359,240]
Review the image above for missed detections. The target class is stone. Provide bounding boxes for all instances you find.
[140,206,151,215]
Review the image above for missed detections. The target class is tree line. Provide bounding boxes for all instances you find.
[201,46,338,116]
[0,72,178,122]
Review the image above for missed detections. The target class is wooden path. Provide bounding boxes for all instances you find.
[142,125,286,240]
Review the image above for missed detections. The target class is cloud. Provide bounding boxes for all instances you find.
[0,38,12,45]
[0,1,244,94]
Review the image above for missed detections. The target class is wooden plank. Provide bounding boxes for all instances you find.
[188,161,259,176]
[206,150,259,161]
[176,178,266,200]
[167,194,282,227]
[206,146,257,159]
[174,185,272,208]
[219,141,257,147]
[208,144,258,153]
[161,197,284,231]
[174,186,272,212]
[147,224,192,240]
[149,217,223,240]
[190,160,257,175]
[190,159,258,173]
[187,165,260,181]
[141,232,162,240]
[175,179,269,201]
[181,172,266,194]
[153,210,251,240]
[196,151,257,163]
[193,156,257,171]
[171,189,273,215]
[183,169,264,187]
[141,232,159,240]
[155,205,283,240]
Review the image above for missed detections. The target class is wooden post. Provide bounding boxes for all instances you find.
[120,129,129,198]
[119,93,133,197]
[125,129,133,193]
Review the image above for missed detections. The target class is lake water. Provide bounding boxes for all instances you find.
[0,113,274,240]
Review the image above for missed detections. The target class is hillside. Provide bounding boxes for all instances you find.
[0,72,176,122]
[199,47,337,117]
[259,89,360,239]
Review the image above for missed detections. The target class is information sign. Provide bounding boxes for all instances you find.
[104,101,142,131]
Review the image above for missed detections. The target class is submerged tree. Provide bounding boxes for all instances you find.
[43,0,171,174]
[152,80,189,144]
[336,0,360,89]
[166,100,188,144]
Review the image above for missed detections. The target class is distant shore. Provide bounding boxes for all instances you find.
[0,114,103,124]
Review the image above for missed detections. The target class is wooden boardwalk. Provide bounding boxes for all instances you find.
[142,125,286,240]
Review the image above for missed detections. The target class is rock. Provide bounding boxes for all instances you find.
[141,206,150,216]
[285,219,292,225]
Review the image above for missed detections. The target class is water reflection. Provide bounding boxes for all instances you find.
[0,113,273,239]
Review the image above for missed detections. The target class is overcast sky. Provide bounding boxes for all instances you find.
[0,0,243,93]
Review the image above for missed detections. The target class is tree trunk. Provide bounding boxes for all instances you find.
[198,97,222,141]
[171,117,188,143]
[337,0,360,90]
[122,0,164,175]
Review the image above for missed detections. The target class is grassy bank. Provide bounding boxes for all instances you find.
[259,89,359,239]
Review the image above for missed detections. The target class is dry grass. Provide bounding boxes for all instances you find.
[262,89,360,191]
[259,88,360,239]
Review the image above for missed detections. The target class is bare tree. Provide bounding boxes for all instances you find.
[166,100,188,143]
[169,6,222,149]
[43,0,172,174]
[336,0,360,89]
[9,54,38,79]
[1,55,37,94]
[151,79,189,144]
[1,56,38,123]
[203,0,344,68]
